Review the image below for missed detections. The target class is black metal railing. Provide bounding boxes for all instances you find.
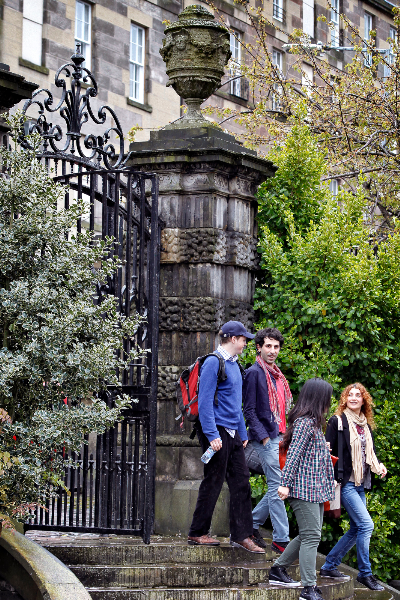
[21,45,161,542]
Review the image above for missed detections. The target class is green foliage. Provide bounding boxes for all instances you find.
[257,119,326,241]
[251,123,400,581]
[0,115,143,520]
[255,124,400,398]
[249,475,267,505]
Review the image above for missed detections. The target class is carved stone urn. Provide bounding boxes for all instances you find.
[159,4,231,129]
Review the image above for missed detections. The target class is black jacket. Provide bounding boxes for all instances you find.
[243,362,280,442]
[325,414,379,489]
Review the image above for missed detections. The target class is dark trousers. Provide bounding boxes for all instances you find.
[188,426,253,542]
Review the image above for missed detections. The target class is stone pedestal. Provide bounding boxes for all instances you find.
[128,124,275,535]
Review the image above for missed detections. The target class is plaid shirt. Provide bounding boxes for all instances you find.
[281,417,335,503]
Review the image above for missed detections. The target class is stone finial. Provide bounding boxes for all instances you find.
[159,4,231,129]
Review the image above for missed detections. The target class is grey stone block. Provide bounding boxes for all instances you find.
[154,479,230,536]
[158,297,255,334]
[93,18,115,37]
[47,14,71,30]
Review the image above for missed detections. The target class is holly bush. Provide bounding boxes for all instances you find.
[0,115,143,521]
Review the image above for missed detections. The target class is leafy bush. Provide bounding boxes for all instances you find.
[0,116,143,521]
[248,122,400,581]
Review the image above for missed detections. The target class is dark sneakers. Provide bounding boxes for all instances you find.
[299,585,324,600]
[320,567,348,579]
[269,565,301,587]
[271,540,290,554]
[250,528,267,549]
[357,574,385,591]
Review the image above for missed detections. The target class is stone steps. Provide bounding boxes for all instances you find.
[86,580,354,600]
[27,531,394,600]
[43,540,275,565]
[68,562,300,588]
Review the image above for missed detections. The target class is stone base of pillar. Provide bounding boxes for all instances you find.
[155,480,230,537]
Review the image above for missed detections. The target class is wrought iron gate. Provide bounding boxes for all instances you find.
[20,45,161,542]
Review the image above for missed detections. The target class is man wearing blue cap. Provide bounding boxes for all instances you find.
[187,321,264,553]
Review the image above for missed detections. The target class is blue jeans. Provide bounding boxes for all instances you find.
[251,436,289,542]
[321,482,374,577]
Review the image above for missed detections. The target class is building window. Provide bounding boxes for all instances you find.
[329,179,339,198]
[272,49,283,110]
[22,0,44,66]
[330,0,340,48]
[364,12,373,67]
[303,0,314,38]
[229,32,242,97]
[302,62,313,94]
[75,1,91,69]
[273,0,284,22]
[385,27,397,77]
[130,24,145,104]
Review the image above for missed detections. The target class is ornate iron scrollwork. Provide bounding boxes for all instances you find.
[19,44,132,170]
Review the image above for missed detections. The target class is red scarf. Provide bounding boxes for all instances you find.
[256,355,293,425]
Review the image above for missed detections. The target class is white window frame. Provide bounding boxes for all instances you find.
[303,0,314,39]
[364,12,373,67]
[75,0,91,70]
[302,62,314,95]
[229,32,242,97]
[330,0,340,48]
[385,27,397,77]
[273,0,284,22]
[130,24,145,104]
[329,179,339,198]
[22,0,44,66]
[272,49,283,111]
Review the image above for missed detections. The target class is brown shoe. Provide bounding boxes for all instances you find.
[188,535,220,546]
[230,536,265,553]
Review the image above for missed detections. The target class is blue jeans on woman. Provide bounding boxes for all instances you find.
[321,482,374,577]
[250,435,289,543]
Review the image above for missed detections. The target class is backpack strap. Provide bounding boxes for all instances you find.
[337,415,344,483]
[237,361,246,379]
[211,351,226,408]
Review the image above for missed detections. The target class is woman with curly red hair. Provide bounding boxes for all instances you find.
[320,383,387,591]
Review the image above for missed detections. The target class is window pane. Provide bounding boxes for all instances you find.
[230,33,241,61]
[131,25,144,66]
[76,1,90,44]
[130,26,145,102]
[365,14,372,39]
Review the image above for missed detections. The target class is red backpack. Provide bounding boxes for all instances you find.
[176,353,227,428]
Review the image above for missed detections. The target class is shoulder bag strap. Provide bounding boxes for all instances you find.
[337,415,344,482]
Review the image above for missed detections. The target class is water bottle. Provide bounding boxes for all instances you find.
[201,439,221,464]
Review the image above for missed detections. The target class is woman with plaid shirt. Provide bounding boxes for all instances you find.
[268,378,335,600]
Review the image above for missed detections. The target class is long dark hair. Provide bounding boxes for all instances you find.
[282,377,333,450]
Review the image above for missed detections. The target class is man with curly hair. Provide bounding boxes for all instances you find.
[243,327,292,553]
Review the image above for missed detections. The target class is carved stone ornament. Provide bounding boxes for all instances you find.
[159,5,231,129]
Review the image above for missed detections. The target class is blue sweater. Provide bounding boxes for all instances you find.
[198,354,247,443]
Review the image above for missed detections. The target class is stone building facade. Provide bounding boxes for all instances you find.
[0,0,396,143]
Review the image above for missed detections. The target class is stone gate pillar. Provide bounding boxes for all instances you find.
[127,5,276,536]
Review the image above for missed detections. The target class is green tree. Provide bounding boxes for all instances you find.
[251,123,400,399]
[245,123,400,582]
[0,116,143,521]
[207,1,400,236]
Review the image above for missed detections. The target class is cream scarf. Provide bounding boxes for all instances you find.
[344,408,381,486]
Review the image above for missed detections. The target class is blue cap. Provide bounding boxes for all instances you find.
[220,320,255,340]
